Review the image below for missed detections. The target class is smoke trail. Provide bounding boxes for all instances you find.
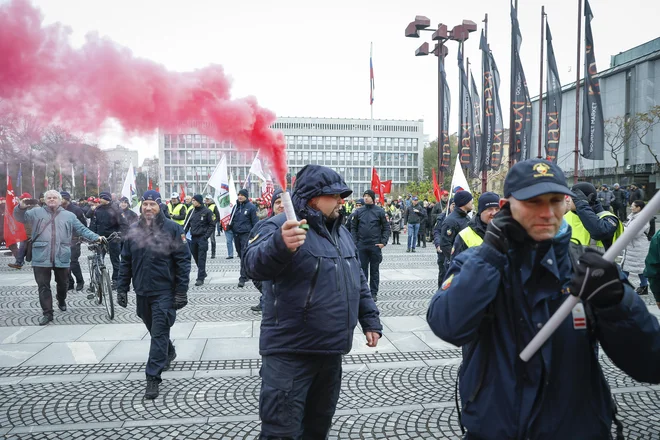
[0,0,287,186]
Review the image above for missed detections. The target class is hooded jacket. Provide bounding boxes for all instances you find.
[428,222,660,439]
[244,165,382,355]
[229,199,259,235]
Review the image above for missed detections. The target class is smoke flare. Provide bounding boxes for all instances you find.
[0,0,287,186]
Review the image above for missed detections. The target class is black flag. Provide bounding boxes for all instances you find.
[490,48,505,170]
[510,3,532,162]
[581,0,605,160]
[458,47,474,168]
[470,72,483,176]
[480,31,494,171]
[440,58,452,171]
[545,21,562,163]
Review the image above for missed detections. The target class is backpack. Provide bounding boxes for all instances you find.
[455,242,624,439]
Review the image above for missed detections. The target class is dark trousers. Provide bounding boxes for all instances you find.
[612,202,626,221]
[437,252,446,289]
[189,236,208,281]
[34,266,69,317]
[209,231,216,257]
[235,232,250,283]
[68,242,84,287]
[259,354,342,439]
[15,240,29,264]
[359,246,382,297]
[392,231,400,244]
[102,240,121,283]
[136,293,176,381]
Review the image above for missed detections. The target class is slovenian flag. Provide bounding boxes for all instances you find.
[370,42,375,105]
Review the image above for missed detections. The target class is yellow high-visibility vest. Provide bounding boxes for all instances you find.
[167,202,186,225]
[457,226,483,248]
[564,210,623,248]
[207,203,217,222]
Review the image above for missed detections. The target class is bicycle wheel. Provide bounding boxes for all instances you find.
[101,268,115,320]
[94,267,103,305]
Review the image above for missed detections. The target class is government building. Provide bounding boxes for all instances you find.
[158,117,425,199]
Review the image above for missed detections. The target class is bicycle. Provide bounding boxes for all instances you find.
[83,232,121,320]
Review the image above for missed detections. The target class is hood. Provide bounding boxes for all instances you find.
[291,165,352,214]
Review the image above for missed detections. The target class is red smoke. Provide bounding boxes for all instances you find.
[0,0,288,187]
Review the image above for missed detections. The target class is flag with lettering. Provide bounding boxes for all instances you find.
[489,46,505,170]
[470,71,483,175]
[581,0,604,160]
[440,58,452,171]
[458,47,474,168]
[510,3,532,162]
[545,21,562,163]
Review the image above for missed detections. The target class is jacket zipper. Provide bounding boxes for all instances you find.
[303,258,321,322]
[50,210,57,264]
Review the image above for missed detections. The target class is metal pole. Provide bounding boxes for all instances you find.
[509,0,518,170]
[537,6,546,159]
[574,0,583,184]
[370,42,375,195]
[481,13,489,193]
[438,42,445,189]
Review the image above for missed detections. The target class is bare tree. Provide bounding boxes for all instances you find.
[604,115,635,181]
[632,105,660,167]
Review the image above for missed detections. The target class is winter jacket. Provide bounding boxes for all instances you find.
[431,202,445,229]
[117,210,191,296]
[404,203,426,224]
[433,211,449,248]
[597,190,615,208]
[644,230,660,283]
[450,214,487,261]
[14,205,99,268]
[89,203,121,238]
[621,211,651,274]
[630,188,644,203]
[244,164,382,356]
[118,208,139,238]
[390,209,403,233]
[439,208,470,259]
[612,188,626,205]
[428,223,660,439]
[571,199,621,249]
[229,200,259,235]
[184,205,215,239]
[351,203,390,248]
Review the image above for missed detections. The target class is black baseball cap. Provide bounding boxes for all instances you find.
[504,159,575,201]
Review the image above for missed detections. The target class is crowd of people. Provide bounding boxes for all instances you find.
[1,159,660,438]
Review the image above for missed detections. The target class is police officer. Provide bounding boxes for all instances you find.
[90,192,122,289]
[116,190,191,400]
[60,191,87,291]
[428,158,660,439]
[449,192,500,261]
[167,193,187,226]
[228,189,258,288]
[351,189,390,302]
[243,165,382,439]
[433,198,455,288]
[184,194,215,286]
[565,182,623,252]
[439,190,472,266]
[346,198,363,236]
[204,195,220,259]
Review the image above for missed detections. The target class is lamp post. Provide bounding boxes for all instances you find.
[405,17,477,190]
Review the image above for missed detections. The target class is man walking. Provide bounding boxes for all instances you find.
[351,189,390,302]
[228,189,258,287]
[14,191,101,325]
[244,164,382,439]
[611,183,627,220]
[167,193,187,227]
[184,194,215,286]
[60,191,88,292]
[116,190,191,400]
[439,190,472,269]
[204,195,220,259]
[89,192,121,289]
[404,196,426,252]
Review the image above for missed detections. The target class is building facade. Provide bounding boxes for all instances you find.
[531,37,659,194]
[102,145,140,194]
[158,117,425,199]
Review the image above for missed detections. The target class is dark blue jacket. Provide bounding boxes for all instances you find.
[244,165,382,355]
[351,203,390,248]
[118,208,139,238]
[433,211,448,248]
[229,200,258,235]
[65,203,87,244]
[89,203,120,238]
[439,208,470,259]
[117,211,191,296]
[574,199,620,243]
[427,223,660,439]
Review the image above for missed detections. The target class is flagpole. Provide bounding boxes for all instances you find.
[32,163,35,197]
[509,0,518,170]
[466,55,471,180]
[370,42,375,197]
[573,0,583,184]
[481,14,489,193]
[537,6,546,159]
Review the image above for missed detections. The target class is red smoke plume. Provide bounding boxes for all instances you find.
[0,0,288,187]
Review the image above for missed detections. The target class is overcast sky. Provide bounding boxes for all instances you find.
[31,0,660,163]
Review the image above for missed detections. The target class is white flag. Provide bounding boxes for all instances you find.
[211,155,233,229]
[448,153,471,213]
[247,154,267,182]
[121,162,140,213]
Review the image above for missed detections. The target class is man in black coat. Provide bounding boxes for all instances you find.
[228,188,258,287]
[439,191,472,269]
[351,189,390,302]
[60,191,87,292]
[611,183,627,220]
[184,194,215,286]
[116,190,191,400]
[90,191,122,287]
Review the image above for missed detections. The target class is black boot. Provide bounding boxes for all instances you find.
[144,376,160,399]
[164,345,177,371]
[636,285,649,295]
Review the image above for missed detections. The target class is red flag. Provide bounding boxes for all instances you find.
[179,183,186,201]
[148,179,153,190]
[371,167,383,201]
[432,168,441,202]
[381,180,392,195]
[4,177,28,247]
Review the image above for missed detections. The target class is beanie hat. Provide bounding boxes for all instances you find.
[363,189,376,200]
[238,189,249,198]
[99,192,112,202]
[356,198,365,205]
[60,191,71,201]
[192,194,204,204]
[119,196,129,203]
[454,191,473,208]
[478,192,500,215]
[141,190,162,204]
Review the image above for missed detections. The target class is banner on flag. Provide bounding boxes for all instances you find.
[581,0,605,160]
[480,31,495,171]
[458,47,474,168]
[440,59,452,171]
[490,54,505,170]
[545,21,562,163]
[510,4,532,163]
[470,72,483,176]
[4,177,28,248]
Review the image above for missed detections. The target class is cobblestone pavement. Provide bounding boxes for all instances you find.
[1,237,660,439]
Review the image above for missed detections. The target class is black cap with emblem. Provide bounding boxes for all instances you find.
[504,159,575,201]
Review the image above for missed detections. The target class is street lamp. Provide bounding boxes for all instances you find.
[405,17,476,190]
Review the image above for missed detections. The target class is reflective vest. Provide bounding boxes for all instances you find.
[207,203,217,222]
[185,204,194,215]
[167,202,186,225]
[458,226,483,249]
[564,210,623,249]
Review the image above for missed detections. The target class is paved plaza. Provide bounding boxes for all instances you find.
[1,235,660,439]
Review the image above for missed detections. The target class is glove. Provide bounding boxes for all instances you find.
[117,291,128,308]
[482,204,528,254]
[173,291,188,310]
[572,189,596,206]
[570,248,624,308]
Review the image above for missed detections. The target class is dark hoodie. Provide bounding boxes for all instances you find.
[243,165,382,355]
